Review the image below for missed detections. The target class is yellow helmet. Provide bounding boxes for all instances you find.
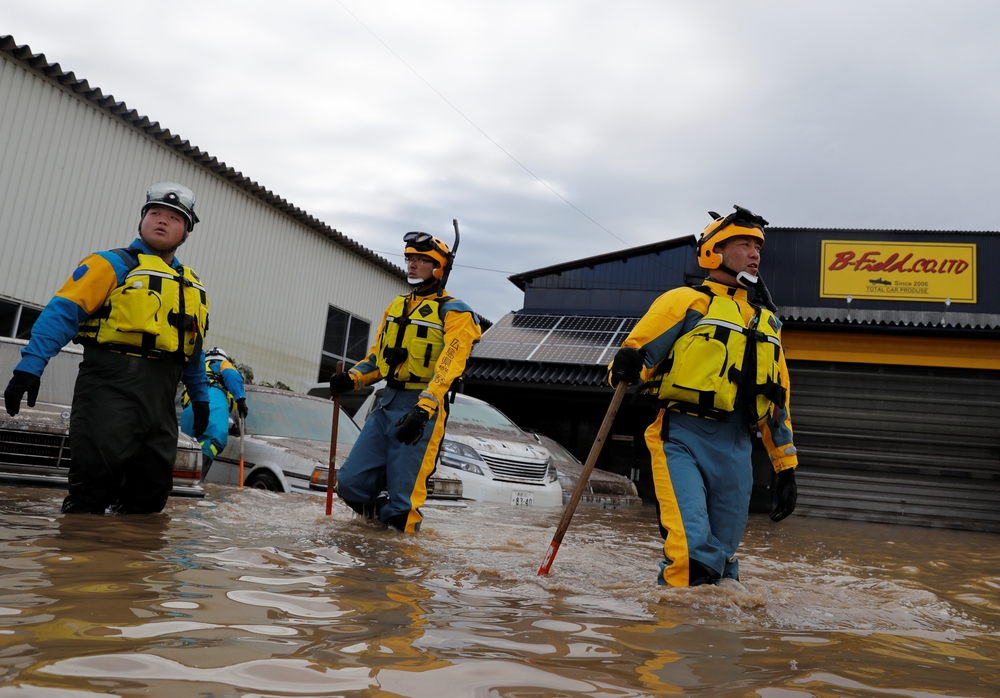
[403,231,452,279]
[697,205,768,270]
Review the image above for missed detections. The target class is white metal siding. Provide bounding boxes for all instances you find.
[0,54,407,390]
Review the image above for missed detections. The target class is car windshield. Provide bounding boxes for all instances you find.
[536,435,580,465]
[448,398,523,436]
[244,391,360,445]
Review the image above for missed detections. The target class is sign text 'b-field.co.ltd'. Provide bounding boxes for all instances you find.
[820,241,977,303]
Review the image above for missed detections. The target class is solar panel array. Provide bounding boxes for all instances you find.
[472,314,639,365]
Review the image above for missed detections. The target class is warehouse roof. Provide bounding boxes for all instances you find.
[0,35,405,282]
[508,235,696,291]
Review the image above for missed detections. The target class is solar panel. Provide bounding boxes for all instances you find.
[471,313,640,365]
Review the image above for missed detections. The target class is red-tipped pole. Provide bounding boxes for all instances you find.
[538,381,628,575]
[326,361,344,516]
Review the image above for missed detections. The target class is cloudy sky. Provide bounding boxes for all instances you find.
[3,1,999,322]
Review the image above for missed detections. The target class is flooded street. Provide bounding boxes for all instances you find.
[0,486,998,697]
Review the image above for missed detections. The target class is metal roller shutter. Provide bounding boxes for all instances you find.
[787,360,1000,532]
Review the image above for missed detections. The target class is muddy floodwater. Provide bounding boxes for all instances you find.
[0,486,998,697]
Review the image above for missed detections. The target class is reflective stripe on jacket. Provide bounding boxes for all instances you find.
[75,249,209,362]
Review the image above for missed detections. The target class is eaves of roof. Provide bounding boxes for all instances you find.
[465,358,608,386]
[0,35,405,282]
[779,305,1000,330]
[508,235,697,291]
[768,226,1000,236]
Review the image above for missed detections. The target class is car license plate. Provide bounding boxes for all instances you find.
[511,490,533,507]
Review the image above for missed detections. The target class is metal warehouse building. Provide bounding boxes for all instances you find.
[464,228,1000,533]
[0,35,408,392]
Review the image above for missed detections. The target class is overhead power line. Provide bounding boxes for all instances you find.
[374,249,515,275]
[336,1,631,248]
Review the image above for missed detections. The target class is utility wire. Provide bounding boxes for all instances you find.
[374,249,515,275]
[336,0,631,248]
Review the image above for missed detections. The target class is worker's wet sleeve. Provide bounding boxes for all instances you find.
[218,360,246,401]
[181,350,210,403]
[15,254,120,376]
[759,342,798,472]
[608,287,709,386]
[349,309,389,388]
[416,300,481,416]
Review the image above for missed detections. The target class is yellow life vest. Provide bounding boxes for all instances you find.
[375,294,450,390]
[76,249,209,362]
[183,359,236,410]
[651,290,785,422]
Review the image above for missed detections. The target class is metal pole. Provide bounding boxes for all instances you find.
[538,381,628,575]
[326,361,344,516]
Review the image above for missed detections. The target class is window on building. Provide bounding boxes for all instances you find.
[318,306,371,382]
[0,298,42,340]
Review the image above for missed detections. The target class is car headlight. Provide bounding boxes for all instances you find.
[546,459,559,483]
[439,439,485,475]
[310,466,335,489]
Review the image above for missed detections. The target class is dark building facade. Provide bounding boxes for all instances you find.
[464,228,1000,532]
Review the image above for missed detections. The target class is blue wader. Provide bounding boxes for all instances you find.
[647,406,754,587]
[336,387,447,532]
[181,386,232,463]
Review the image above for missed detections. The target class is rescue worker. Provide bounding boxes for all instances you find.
[329,229,482,532]
[609,205,798,587]
[181,347,248,480]
[3,182,212,515]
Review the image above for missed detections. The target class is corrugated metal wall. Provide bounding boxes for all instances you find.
[789,360,1000,532]
[0,54,408,390]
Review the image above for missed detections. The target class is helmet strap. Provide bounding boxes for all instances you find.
[717,262,741,281]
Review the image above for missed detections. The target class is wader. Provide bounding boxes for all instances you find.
[63,346,182,514]
[647,401,754,587]
[336,386,447,532]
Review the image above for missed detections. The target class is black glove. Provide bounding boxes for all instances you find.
[192,401,210,437]
[395,406,430,445]
[236,398,248,420]
[610,347,644,387]
[770,468,797,522]
[328,373,355,396]
[4,370,41,416]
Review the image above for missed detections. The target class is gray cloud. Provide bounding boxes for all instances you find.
[3,0,1000,321]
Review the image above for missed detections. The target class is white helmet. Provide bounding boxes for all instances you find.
[142,182,200,232]
[205,347,229,362]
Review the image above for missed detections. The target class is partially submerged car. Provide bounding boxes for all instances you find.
[529,431,643,509]
[357,387,563,507]
[209,385,462,502]
[0,401,204,497]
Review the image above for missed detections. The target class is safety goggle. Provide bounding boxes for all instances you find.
[702,205,767,246]
[146,182,199,221]
[403,231,448,256]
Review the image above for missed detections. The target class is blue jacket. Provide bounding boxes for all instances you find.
[16,237,209,402]
[208,358,246,404]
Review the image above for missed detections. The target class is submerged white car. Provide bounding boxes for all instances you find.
[0,401,204,497]
[210,385,462,501]
[357,387,562,507]
[529,431,643,509]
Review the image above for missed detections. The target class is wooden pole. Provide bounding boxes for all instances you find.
[326,361,344,516]
[538,381,629,575]
[238,414,245,488]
